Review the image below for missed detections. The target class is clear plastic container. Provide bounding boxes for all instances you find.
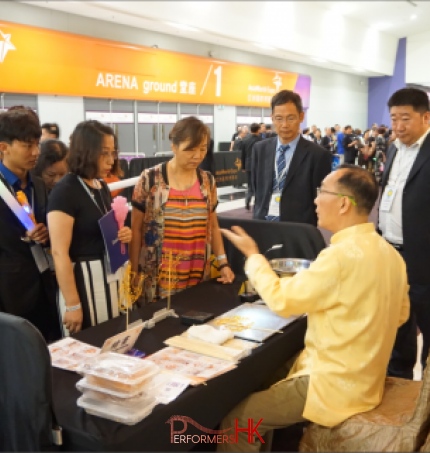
[79,352,159,394]
[77,392,157,425]
[76,377,146,398]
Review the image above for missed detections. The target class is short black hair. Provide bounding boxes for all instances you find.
[41,122,60,139]
[335,164,379,215]
[68,120,114,179]
[33,139,68,177]
[250,123,260,133]
[387,88,430,114]
[271,90,303,114]
[0,108,41,143]
[169,116,210,150]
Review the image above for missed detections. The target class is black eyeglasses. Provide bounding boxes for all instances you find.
[316,187,357,206]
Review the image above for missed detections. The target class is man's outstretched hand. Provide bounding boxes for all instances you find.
[220,226,260,258]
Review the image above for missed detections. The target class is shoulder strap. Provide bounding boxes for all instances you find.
[0,171,14,195]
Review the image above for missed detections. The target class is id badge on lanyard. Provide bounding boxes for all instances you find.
[380,185,397,212]
[268,161,287,217]
[30,244,50,273]
[268,192,281,217]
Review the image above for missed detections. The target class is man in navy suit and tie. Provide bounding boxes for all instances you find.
[251,90,332,225]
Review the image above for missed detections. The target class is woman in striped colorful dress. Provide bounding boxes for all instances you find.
[130,116,234,304]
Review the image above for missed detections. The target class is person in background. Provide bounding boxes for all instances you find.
[313,128,323,146]
[41,123,60,142]
[47,120,132,334]
[241,122,261,210]
[265,124,277,138]
[388,129,396,147]
[321,127,334,152]
[199,138,215,176]
[230,125,242,151]
[130,116,234,305]
[33,139,68,192]
[343,125,359,164]
[359,129,375,171]
[218,165,409,452]
[335,124,345,161]
[232,127,248,151]
[259,123,267,139]
[0,108,61,342]
[309,124,318,140]
[103,134,124,198]
[302,127,313,141]
[375,126,387,162]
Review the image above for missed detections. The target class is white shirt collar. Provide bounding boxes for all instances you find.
[394,127,430,150]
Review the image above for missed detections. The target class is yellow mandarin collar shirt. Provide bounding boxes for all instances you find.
[245,223,409,427]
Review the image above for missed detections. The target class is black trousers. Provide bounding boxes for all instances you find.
[388,249,430,379]
[245,170,254,207]
[344,149,357,164]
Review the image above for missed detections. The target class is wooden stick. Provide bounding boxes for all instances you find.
[167,251,172,310]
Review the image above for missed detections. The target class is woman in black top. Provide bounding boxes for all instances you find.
[47,121,132,334]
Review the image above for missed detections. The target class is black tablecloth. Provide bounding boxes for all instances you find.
[52,279,306,451]
[218,218,327,276]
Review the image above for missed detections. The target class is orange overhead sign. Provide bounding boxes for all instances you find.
[0,20,311,108]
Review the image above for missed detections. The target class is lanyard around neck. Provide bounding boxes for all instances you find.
[77,176,108,215]
[0,169,35,210]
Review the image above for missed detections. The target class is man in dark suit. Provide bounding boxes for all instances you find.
[265,124,277,138]
[199,138,215,175]
[379,87,430,380]
[241,122,261,210]
[321,127,334,152]
[0,108,61,342]
[251,90,332,225]
[342,125,359,164]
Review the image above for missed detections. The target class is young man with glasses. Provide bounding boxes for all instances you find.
[219,165,409,452]
[251,90,332,225]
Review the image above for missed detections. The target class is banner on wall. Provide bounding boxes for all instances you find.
[0,20,311,108]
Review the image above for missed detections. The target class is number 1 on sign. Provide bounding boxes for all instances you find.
[214,66,222,97]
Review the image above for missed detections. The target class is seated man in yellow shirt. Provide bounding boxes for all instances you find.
[218,164,410,452]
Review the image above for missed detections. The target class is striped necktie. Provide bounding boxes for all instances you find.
[274,144,290,191]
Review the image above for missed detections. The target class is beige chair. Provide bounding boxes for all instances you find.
[299,359,430,452]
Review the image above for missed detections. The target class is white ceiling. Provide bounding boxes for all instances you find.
[19,1,430,77]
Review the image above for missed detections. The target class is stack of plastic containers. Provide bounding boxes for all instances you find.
[76,352,159,425]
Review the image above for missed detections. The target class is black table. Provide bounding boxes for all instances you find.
[52,279,307,451]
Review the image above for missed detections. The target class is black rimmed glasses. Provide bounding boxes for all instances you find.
[316,187,357,206]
